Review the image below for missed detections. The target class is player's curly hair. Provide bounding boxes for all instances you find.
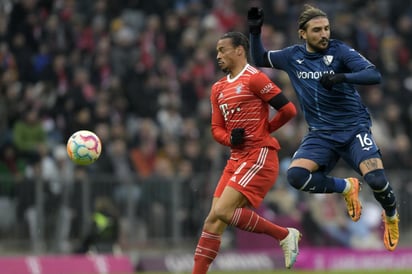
[298,4,327,30]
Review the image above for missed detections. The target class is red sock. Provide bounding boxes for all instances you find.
[230,208,288,240]
[192,231,221,274]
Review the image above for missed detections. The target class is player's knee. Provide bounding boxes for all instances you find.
[364,169,388,190]
[212,204,234,224]
[287,167,311,190]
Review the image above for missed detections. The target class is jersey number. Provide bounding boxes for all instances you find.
[356,133,373,147]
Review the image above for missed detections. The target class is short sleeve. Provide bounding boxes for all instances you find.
[249,71,282,102]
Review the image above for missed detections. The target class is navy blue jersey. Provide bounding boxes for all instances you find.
[267,39,375,131]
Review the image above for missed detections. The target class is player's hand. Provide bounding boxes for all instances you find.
[230,128,245,146]
[320,73,345,90]
[247,7,264,35]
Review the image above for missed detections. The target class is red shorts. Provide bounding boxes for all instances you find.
[214,147,279,208]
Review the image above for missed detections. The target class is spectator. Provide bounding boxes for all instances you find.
[12,107,46,165]
[75,196,120,254]
[0,0,411,253]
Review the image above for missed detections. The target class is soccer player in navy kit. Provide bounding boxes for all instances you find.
[248,4,399,251]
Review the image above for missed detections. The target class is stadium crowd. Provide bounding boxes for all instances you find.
[0,0,412,253]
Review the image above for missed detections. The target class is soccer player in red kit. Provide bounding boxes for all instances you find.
[192,32,301,273]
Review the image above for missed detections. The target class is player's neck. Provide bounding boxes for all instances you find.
[305,43,316,53]
[229,62,248,79]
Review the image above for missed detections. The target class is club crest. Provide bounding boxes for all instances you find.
[235,83,243,94]
[323,55,334,66]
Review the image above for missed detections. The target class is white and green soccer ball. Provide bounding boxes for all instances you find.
[66,130,102,165]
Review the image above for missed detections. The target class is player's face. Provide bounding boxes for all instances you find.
[301,17,330,52]
[216,38,238,74]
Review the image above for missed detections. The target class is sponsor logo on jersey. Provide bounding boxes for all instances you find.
[296,70,334,79]
[260,83,273,94]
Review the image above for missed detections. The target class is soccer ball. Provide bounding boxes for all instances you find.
[66,130,102,165]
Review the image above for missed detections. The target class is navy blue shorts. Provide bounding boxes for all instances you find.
[292,127,381,174]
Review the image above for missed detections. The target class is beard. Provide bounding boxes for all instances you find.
[308,38,329,52]
[221,67,230,74]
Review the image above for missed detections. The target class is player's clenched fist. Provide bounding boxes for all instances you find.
[320,73,345,90]
[230,128,245,146]
[247,7,264,35]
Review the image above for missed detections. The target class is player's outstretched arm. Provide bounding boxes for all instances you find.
[248,7,271,67]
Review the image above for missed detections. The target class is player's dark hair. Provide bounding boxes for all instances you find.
[298,4,327,30]
[220,31,250,61]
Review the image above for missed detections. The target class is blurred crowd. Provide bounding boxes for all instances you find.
[0,0,412,253]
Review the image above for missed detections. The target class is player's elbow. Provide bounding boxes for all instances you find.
[211,125,230,146]
[370,67,382,84]
[375,69,382,84]
[281,102,298,121]
[288,102,298,119]
[210,126,220,142]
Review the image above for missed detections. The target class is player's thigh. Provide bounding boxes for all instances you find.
[227,147,278,209]
[291,132,339,173]
[213,159,235,199]
[212,159,249,213]
[289,158,319,171]
[342,128,382,174]
[214,186,249,220]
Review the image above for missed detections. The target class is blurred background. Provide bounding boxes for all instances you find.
[0,0,412,268]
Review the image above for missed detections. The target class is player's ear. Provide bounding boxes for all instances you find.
[298,29,305,40]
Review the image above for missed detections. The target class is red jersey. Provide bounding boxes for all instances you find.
[210,64,281,151]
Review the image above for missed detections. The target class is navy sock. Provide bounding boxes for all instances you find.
[364,169,397,216]
[288,167,347,193]
[332,177,347,193]
[311,171,346,193]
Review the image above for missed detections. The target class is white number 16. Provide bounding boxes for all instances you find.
[356,133,373,147]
